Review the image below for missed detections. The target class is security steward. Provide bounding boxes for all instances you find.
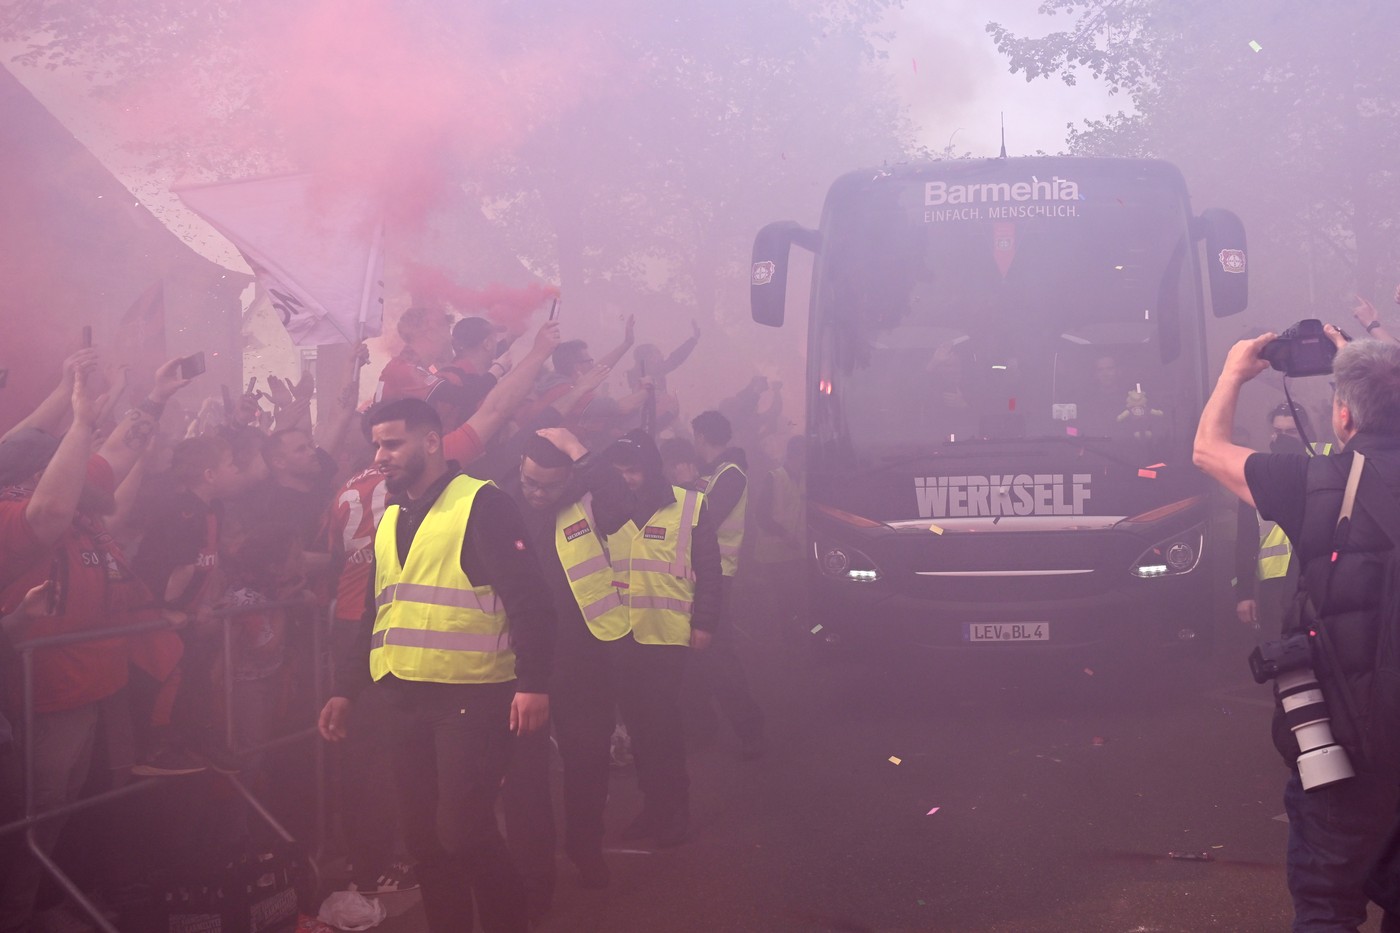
[605,430,722,848]
[318,398,556,933]
[1195,329,1400,931]
[499,427,633,892]
[690,410,766,759]
[1234,403,1330,631]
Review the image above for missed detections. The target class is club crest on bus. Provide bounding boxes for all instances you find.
[1217,249,1246,274]
[751,261,776,286]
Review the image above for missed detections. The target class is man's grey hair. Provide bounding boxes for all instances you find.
[1333,339,1400,435]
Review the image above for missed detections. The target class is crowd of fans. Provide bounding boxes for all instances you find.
[0,305,799,931]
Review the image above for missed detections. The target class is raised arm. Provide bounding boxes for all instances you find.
[662,320,701,374]
[1193,333,1278,507]
[1352,295,1400,345]
[2,349,99,444]
[595,315,636,372]
[97,358,194,487]
[458,322,561,446]
[25,367,102,547]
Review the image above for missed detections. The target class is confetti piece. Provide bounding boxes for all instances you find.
[810,624,824,634]
[1249,40,1262,52]
[1066,426,1079,436]
[888,756,902,765]
[1083,667,1094,676]
[1146,462,1166,469]
[1138,469,1157,479]
[912,57,918,73]
[926,807,940,816]
[1091,736,1105,747]
[929,524,944,535]
[917,899,926,906]
[603,848,654,856]
[1210,845,1224,849]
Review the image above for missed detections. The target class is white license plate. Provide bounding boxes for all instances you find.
[965,622,1049,642]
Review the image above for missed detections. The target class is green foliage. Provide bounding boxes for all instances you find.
[988,0,1400,316]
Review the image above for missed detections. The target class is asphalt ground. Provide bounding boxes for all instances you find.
[352,616,1390,933]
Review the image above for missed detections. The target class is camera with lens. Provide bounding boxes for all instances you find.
[1249,633,1355,791]
[1260,319,1345,378]
[1249,632,1312,683]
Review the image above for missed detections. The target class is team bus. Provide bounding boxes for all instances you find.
[751,157,1248,657]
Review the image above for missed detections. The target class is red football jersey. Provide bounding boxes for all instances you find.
[330,467,389,621]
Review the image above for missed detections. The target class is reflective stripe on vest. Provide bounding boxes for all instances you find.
[555,494,630,641]
[371,474,515,685]
[607,486,703,646]
[1257,521,1292,582]
[699,462,747,577]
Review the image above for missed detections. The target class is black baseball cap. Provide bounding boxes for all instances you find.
[0,428,61,487]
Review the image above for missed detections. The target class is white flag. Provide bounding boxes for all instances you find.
[175,173,385,346]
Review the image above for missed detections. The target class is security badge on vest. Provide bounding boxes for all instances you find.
[371,475,515,685]
[604,486,706,647]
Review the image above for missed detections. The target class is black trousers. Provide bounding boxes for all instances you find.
[341,685,399,888]
[366,677,525,933]
[551,635,688,858]
[501,725,556,905]
[686,576,765,743]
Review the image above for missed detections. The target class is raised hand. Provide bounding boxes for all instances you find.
[151,358,194,402]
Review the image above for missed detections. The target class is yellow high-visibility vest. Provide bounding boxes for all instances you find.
[697,461,746,577]
[1257,521,1292,582]
[752,466,804,564]
[607,486,704,646]
[555,493,630,641]
[371,475,515,684]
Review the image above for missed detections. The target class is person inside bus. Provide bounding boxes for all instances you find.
[920,341,976,441]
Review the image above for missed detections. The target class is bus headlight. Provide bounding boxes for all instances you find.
[816,541,882,583]
[1130,525,1204,579]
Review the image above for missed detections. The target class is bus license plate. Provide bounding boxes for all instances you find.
[965,623,1049,642]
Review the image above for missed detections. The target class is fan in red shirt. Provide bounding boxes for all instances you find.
[0,353,195,930]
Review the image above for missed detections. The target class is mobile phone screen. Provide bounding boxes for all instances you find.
[180,352,207,379]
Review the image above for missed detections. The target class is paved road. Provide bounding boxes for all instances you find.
[366,622,1387,933]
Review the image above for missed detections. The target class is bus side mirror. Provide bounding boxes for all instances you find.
[751,221,820,328]
[1197,208,1248,317]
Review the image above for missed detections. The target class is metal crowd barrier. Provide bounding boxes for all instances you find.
[1,597,330,933]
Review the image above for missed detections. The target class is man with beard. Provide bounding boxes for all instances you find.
[318,398,555,933]
[0,356,195,932]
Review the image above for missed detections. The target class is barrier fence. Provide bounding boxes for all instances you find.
[2,597,329,933]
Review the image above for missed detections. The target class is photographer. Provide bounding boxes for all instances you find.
[1194,324,1400,931]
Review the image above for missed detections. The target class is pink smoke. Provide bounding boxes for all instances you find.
[403,263,559,336]
[112,0,614,237]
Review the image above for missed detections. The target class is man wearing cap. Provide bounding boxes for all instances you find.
[0,355,194,931]
[497,427,632,896]
[602,430,722,848]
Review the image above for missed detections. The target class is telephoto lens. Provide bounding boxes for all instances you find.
[1276,668,1355,791]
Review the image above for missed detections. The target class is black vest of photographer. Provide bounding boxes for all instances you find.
[1289,436,1400,675]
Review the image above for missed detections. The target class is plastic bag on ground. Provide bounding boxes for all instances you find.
[316,891,387,930]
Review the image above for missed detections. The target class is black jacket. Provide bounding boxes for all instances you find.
[332,464,557,699]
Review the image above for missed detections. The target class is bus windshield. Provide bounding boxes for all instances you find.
[812,164,1204,466]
